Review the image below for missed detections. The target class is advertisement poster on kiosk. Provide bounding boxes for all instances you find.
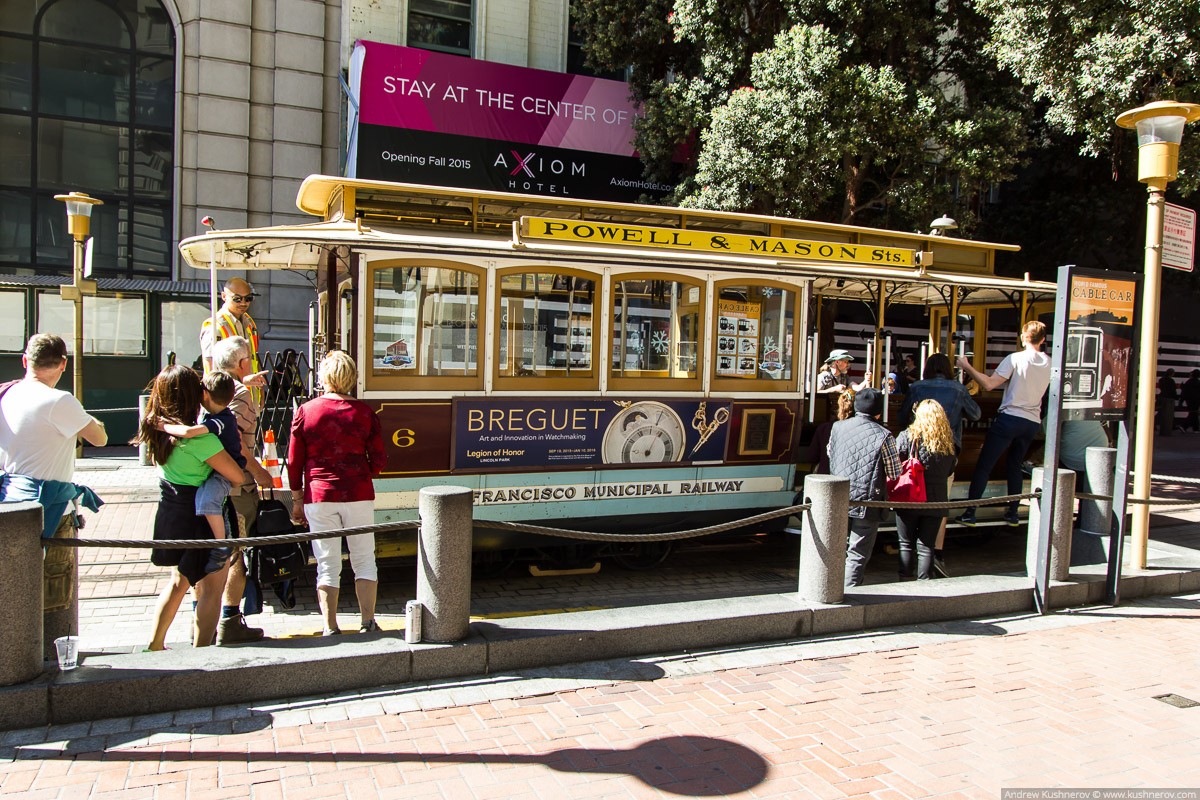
[346,40,675,202]
[1060,273,1138,421]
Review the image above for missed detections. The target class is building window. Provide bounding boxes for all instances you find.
[408,0,472,56]
[0,290,27,351]
[0,0,175,278]
[37,290,146,356]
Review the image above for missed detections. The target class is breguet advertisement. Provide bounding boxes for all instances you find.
[453,398,732,471]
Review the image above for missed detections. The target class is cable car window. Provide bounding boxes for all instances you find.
[713,283,794,382]
[1082,334,1099,365]
[498,271,595,378]
[611,278,701,380]
[372,266,480,377]
[1065,333,1081,366]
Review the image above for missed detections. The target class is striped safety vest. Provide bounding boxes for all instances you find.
[202,309,261,406]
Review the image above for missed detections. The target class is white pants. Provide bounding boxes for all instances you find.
[306,501,378,588]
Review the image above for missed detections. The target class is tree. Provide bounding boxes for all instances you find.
[977,0,1200,194]
[572,0,1031,230]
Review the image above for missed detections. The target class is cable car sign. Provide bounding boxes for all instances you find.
[518,217,915,267]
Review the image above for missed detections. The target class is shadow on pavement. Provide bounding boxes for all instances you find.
[18,734,769,796]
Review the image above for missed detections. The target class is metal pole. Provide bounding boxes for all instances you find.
[1131,187,1166,569]
[883,333,892,423]
[808,332,819,424]
[72,237,84,404]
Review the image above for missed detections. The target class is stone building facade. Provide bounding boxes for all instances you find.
[2,0,582,360]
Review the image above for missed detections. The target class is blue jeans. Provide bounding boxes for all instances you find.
[195,472,232,538]
[967,412,1041,515]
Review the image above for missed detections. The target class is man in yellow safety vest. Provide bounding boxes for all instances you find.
[201,278,267,403]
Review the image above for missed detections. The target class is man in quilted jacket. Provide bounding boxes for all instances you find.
[828,388,901,586]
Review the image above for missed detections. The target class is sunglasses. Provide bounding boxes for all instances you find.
[228,294,256,303]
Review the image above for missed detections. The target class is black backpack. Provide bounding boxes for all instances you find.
[247,492,307,585]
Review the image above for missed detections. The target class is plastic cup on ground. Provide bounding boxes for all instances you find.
[54,636,78,670]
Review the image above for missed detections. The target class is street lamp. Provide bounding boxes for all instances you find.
[53,191,102,403]
[1115,100,1200,569]
[929,214,958,236]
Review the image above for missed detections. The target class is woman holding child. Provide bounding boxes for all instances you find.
[135,365,246,650]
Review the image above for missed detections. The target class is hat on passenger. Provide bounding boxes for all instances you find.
[854,387,884,417]
[824,349,854,363]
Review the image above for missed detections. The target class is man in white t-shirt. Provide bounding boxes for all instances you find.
[1,334,108,636]
[0,333,108,483]
[955,320,1051,526]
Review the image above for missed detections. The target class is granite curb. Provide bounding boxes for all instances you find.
[5,561,1199,732]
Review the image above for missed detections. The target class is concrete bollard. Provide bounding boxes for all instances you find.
[1027,467,1076,582]
[1073,447,1116,566]
[0,503,45,685]
[798,474,850,604]
[416,486,474,643]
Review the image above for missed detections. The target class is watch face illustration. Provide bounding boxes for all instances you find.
[602,401,687,464]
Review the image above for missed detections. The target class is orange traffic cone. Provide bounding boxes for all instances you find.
[262,430,282,489]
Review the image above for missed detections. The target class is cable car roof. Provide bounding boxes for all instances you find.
[178,175,1053,305]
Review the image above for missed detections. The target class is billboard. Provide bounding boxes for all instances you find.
[452,398,730,471]
[347,40,673,202]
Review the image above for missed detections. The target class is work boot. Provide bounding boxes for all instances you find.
[217,613,265,645]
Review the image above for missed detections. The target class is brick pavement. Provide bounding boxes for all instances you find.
[3,593,1200,797]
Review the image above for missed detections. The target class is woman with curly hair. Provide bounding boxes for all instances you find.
[894,400,958,580]
[134,365,246,650]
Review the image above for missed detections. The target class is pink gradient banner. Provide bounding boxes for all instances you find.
[355,40,640,157]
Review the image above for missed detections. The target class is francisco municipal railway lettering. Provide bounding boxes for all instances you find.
[473,479,749,506]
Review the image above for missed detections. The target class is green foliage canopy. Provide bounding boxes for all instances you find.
[572,0,1030,229]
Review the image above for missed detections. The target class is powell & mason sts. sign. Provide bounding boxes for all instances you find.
[518,217,916,267]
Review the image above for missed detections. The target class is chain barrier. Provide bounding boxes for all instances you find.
[859,492,1036,510]
[1151,473,1200,486]
[44,491,1045,550]
[43,520,420,550]
[40,476,1200,552]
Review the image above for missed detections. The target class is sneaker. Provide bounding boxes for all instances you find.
[933,556,951,579]
[955,512,977,527]
[359,619,381,634]
[1004,511,1022,527]
[217,613,265,645]
[322,627,342,637]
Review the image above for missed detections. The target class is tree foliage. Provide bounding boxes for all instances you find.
[977,0,1200,194]
[572,0,1031,229]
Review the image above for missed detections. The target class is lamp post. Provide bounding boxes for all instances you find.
[1115,100,1200,569]
[53,192,102,404]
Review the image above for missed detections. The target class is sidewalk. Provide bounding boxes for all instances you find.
[70,437,1200,654]
[3,592,1199,797]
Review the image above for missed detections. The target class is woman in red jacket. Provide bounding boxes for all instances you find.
[288,351,386,635]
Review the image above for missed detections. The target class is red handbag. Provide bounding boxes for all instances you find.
[887,438,927,503]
